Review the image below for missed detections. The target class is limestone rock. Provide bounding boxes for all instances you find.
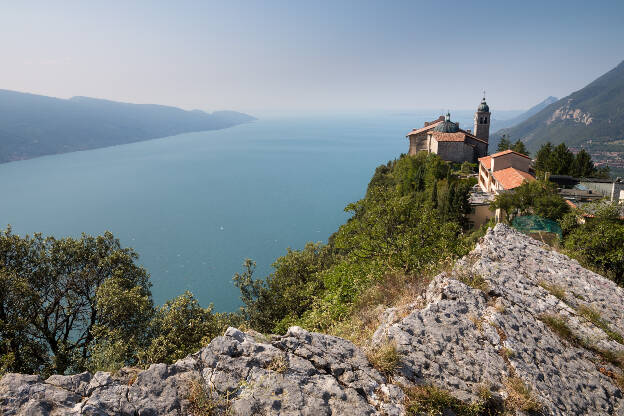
[1,224,623,415]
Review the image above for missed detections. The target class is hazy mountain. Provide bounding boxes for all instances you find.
[492,60,624,155]
[0,90,256,163]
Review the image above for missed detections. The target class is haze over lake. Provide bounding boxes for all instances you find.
[0,113,479,311]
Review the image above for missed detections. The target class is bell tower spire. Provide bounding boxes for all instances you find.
[473,93,491,143]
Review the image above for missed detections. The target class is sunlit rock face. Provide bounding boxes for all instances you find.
[1,224,623,415]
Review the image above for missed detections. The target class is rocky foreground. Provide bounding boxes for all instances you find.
[1,225,623,415]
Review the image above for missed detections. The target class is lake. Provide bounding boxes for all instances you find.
[0,113,467,311]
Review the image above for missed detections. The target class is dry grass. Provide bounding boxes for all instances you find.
[500,347,515,359]
[403,384,491,416]
[503,377,542,413]
[455,270,489,293]
[468,314,485,333]
[367,340,400,376]
[539,314,576,343]
[538,281,566,301]
[187,379,236,416]
[265,355,288,374]
[577,305,624,344]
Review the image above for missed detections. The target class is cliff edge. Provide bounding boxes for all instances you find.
[2,224,623,415]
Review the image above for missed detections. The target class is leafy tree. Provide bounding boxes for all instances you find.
[490,180,569,221]
[0,228,152,375]
[460,161,475,175]
[137,291,222,365]
[565,220,624,285]
[233,244,334,333]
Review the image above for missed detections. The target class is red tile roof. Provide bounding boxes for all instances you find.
[478,156,492,170]
[492,167,535,190]
[490,149,531,159]
[406,120,443,136]
[430,131,488,144]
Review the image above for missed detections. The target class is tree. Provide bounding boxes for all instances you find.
[511,140,529,156]
[551,143,575,175]
[571,149,595,177]
[565,220,624,285]
[0,228,152,375]
[497,135,512,152]
[534,142,555,175]
[489,180,569,221]
[137,291,222,365]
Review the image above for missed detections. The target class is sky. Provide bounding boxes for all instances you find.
[1,0,623,115]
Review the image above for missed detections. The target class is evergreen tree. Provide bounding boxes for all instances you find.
[511,140,529,156]
[497,135,512,152]
[534,142,555,174]
[572,149,595,178]
[431,180,438,209]
[551,143,575,175]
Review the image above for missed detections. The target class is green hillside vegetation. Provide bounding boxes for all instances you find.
[1,151,622,378]
[493,60,624,153]
[533,142,610,178]
[0,90,255,163]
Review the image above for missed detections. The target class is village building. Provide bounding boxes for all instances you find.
[470,149,536,226]
[405,97,491,163]
[478,149,535,194]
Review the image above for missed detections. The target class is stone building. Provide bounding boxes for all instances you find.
[405,97,490,163]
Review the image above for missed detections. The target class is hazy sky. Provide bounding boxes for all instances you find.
[1,1,623,114]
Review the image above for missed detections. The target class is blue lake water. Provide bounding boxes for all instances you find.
[0,113,445,311]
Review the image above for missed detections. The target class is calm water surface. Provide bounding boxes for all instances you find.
[0,114,438,311]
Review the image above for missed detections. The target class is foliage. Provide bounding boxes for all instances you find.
[489,180,569,222]
[234,153,473,336]
[366,340,400,375]
[564,219,624,285]
[136,291,223,366]
[497,134,529,156]
[0,227,230,376]
[534,142,609,178]
[0,228,152,376]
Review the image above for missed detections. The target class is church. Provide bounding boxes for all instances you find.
[405,97,491,163]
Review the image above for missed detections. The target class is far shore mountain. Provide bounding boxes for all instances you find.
[488,96,558,150]
[0,89,256,163]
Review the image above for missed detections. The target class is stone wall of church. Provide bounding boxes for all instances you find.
[408,132,429,155]
[436,141,477,163]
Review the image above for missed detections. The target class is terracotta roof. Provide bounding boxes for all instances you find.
[430,131,488,144]
[478,156,492,170]
[492,167,535,190]
[406,120,443,136]
[490,149,531,159]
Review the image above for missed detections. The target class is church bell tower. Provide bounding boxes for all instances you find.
[473,94,491,143]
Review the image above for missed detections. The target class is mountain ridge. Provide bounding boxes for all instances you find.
[492,60,624,156]
[0,89,256,163]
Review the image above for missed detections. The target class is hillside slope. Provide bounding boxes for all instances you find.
[493,60,624,155]
[489,96,557,151]
[2,225,623,415]
[0,90,255,163]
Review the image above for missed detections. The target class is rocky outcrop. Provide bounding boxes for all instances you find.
[1,224,623,415]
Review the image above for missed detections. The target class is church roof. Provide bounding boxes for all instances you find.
[406,119,444,136]
[478,98,489,112]
[431,130,488,145]
[433,115,460,133]
[492,167,535,190]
